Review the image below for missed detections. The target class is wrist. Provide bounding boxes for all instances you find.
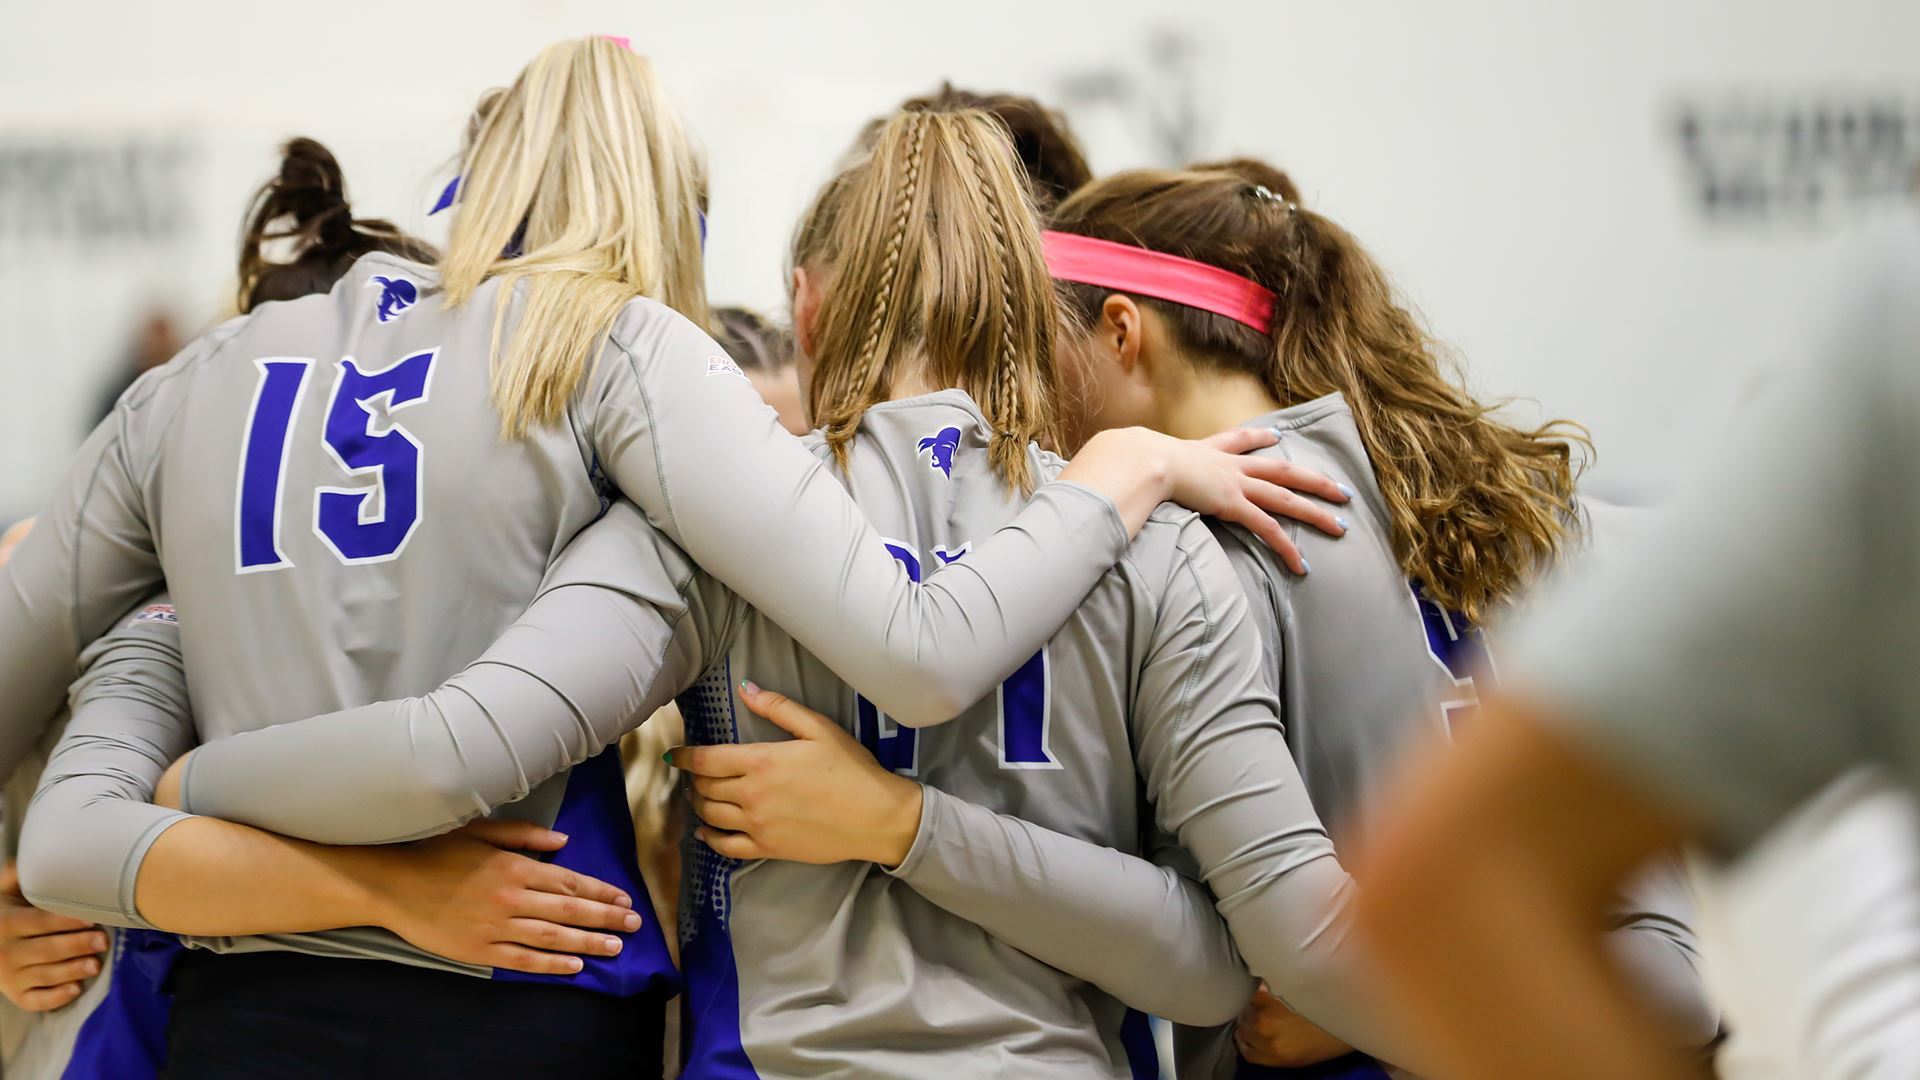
[874,777,924,869]
[337,847,409,933]
[1096,428,1173,503]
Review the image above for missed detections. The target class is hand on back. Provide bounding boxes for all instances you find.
[372,819,642,977]
[669,681,924,867]
[0,862,107,1012]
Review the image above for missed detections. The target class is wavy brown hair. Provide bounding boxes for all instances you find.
[793,106,1061,491]
[1051,160,1590,624]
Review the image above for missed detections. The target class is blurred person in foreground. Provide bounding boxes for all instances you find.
[1354,216,1920,1080]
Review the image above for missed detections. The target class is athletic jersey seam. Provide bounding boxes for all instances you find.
[608,334,681,540]
[130,321,253,493]
[1168,540,1219,732]
[66,435,119,663]
[1258,395,1350,433]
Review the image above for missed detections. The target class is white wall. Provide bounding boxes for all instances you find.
[2,0,1914,521]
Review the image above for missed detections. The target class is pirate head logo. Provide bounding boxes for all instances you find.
[369,275,418,323]
[916,426,963,478]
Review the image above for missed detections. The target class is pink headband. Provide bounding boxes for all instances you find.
[1042,230,1276,335]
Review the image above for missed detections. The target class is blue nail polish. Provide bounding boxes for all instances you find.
[1336,516,1349,531]
[1269,425,1286,439]
[1337,483,1356,499]
[1301,559,1312,575]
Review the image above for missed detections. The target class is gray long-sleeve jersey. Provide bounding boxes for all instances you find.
[33,496,1254,1036]
[4,252,1137,994]
[1174,395,1716,1080]
[55,392,1414,1077]
[6,595,181,1080]
[673,394,1387,1078]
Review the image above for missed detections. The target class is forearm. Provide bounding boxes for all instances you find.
[180,663,590,845]
[129,817,392,937]
[889,787,1254,1026]
[182,517,710,845]
[599,326,1131,728]
[19,608,195,924]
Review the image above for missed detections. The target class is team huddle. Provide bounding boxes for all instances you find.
[0,36,1724,1080]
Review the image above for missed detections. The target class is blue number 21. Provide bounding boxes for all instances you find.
[854,540,1057,773]
[236,349,437,572]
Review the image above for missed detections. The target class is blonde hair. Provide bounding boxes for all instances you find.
[1053,162,1591,625]
[441,38,709,438]
[792,107,1060,491]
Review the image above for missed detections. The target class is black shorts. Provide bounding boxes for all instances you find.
[162,950,666,1080]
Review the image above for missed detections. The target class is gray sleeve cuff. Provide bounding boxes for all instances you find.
[1041,479,1130,555]
[883,784,947,883]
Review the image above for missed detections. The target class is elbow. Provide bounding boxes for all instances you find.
[1662,991,1722,1054]
[1164,970,1258,1027]
[15,819,98,924]
[873,682,975,730]
[1627,947,1721,1051]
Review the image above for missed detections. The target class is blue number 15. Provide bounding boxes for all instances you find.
[236,348,437,572]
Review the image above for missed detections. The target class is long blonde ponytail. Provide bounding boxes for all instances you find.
[441,37,709,438]
[792,107,1060,491]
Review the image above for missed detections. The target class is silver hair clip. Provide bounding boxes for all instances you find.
[1251,184,1298,213]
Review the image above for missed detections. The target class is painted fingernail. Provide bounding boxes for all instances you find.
[661,749,674,765]
[624,912,643,930]
[1268,425,1286,438]
[1337,483,1356,499]
[1335,516,1349,532]
[1301,559,1312,574]
[739,679,761,696]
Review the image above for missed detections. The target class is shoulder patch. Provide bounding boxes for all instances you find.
[131,603,178,626]
[915,426,963,478]
[368,275,419,323]
[706,354,746,379]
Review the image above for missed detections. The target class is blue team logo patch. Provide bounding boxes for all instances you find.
[132,604,178,625]
[916,426,963,477]
[368,275,418,323]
